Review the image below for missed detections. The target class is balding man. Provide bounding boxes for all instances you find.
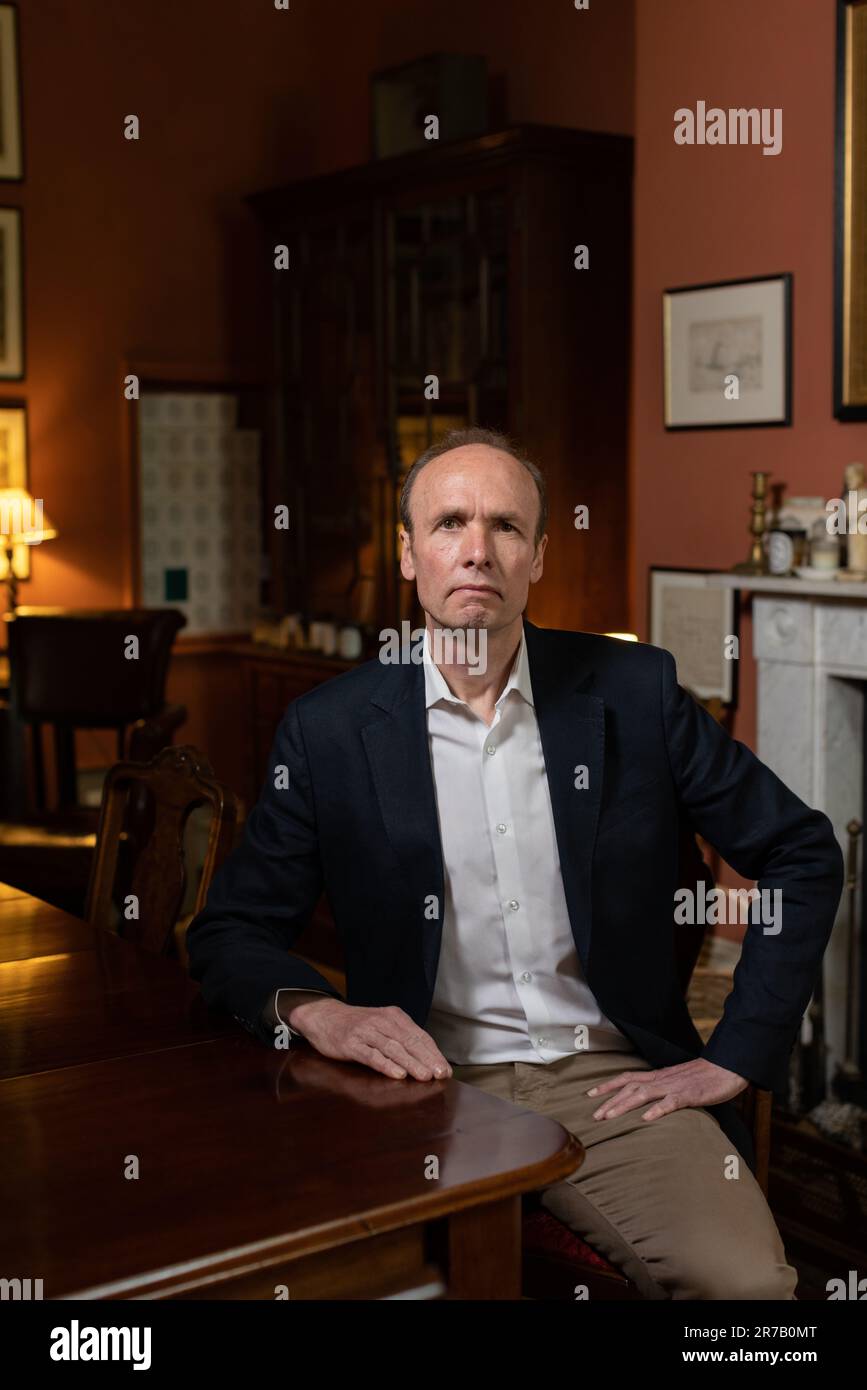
[188,426,842,1299]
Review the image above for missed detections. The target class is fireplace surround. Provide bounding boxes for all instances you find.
[708,574,867,1099]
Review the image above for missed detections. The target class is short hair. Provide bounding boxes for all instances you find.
[398,426,548,548]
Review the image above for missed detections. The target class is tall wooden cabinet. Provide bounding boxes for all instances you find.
[247,124,632,635]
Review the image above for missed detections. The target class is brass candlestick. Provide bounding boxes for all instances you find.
[732,470,771,575]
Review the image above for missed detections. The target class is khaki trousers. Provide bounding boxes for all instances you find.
[451,1048,797,1300]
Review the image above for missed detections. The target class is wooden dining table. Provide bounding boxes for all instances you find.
[0,883,582,1300]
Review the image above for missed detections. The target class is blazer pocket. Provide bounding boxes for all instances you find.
[597,777,662,838]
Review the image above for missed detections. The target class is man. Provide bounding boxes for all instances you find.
[187,427,844,1300]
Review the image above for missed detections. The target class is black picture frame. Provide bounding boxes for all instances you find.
[663,273,792,431]
[834,0,867,419]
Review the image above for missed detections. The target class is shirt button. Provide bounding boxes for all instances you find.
[496,823,507,834]
[520,971,532,983]
[508,900,519,911]
[485,744,496,756]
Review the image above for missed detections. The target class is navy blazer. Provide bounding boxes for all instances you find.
[186,619,844,1171]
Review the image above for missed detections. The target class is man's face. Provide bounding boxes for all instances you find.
[399,444,547,632]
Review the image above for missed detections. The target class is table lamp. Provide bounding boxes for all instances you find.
[0,487,58,619]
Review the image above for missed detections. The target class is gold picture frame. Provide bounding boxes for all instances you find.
[835,1,867,416]
[0,400,30,580]
[0,4,23,181]
[0,204,23,377]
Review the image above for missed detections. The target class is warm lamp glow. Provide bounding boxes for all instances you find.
[604,631,639,642]
[0,487,58,617]
[0,487,57,544]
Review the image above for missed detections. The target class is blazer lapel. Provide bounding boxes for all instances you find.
[361,660,445,995]
[522,619,604,972]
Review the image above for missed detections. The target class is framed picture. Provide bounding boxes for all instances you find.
[648,566,739,705]
[663,274,791,429]
[835,1,867,417]
[0,399,30,582]
[0,4,22,181]
[0,205,23,377]
[370,54,487,159]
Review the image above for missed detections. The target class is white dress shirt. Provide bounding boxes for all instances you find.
[422,626,633,1065]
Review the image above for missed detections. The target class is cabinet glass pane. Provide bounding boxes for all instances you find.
[388,190,508,388]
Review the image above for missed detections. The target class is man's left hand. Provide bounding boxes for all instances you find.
[587,1058,749,1122]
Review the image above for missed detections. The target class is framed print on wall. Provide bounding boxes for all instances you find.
[0,4,23,181]
[663,273,792,429]
[648,566,739,706]
[0,201,22,375]
[0,399,30,582]
[0,205,23,377]
[835,0,867,417]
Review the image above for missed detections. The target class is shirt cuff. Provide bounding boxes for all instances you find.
[263,987,335,1039]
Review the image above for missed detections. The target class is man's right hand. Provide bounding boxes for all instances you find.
[284,997,453,1081]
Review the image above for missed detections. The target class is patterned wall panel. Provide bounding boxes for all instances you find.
[138,392,261,635]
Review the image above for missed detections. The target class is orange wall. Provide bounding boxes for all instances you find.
[12,0,856,762]
[5,0,634,616]
[7,0,843,906]
[5,0,634,779]
[631,0,866,762]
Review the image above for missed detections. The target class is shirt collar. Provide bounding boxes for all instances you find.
[422,626,534,710]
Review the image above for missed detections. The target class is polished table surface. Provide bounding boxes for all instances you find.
[0,894,234,1080]
[0,884,582,1299]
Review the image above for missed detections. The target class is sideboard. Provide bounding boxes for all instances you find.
[168,634,357,814]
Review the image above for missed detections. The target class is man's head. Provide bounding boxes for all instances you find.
[398,427,547,634]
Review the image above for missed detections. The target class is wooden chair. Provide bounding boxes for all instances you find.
[0,608,187,914]
[84,745,244,956]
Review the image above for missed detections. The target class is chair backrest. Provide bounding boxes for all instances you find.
[84,744,243,955]
[8,608,186,724]
[7,607,186,809]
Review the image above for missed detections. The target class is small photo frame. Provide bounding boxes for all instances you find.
[0,205,23,377]
[0,399,30,582]
[663,273,792,429]
[0,4,23,181]
[648,566,738,705]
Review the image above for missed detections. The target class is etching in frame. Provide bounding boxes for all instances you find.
[663,274,791,430]
[835,0,867,417]
[648,566,739,706]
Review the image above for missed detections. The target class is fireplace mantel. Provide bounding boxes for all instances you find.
[707,572,867,600]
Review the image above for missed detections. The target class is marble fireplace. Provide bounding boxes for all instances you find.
[710,574,867,1102]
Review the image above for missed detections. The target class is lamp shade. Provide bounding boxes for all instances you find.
[0,488,58,544]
